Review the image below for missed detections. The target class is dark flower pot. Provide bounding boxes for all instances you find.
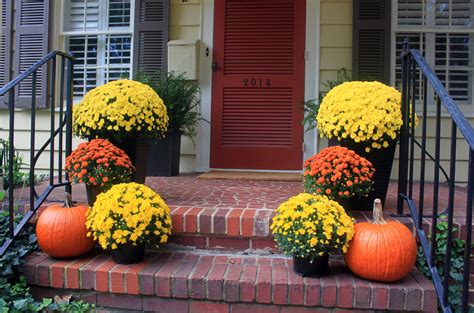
[332,196,353,211]
[111,242,145,264]
[328,138,397,209]
[147,132,182,177]
[293,253,329,277]
[85,184,106,207]
[111,138,151,184]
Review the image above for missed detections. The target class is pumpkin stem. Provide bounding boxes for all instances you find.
[64,193,73,208]
[371,198,386,224]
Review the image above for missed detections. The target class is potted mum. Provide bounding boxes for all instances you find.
[316,81,416,208]
[72,79,169,183]
[86,182,172,264]
[270,193,355,277]
[303,146,375,210]
[65,139,134,206]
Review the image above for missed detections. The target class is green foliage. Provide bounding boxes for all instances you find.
[416,219,471,312]
[303,68,352,131]
[0,211,95,312]
[134,71,201,139]
[0,138,44,190]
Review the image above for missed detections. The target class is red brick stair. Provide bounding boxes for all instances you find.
[19,176,449,311]
[24,248,436,312]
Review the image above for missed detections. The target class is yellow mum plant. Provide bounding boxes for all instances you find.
[86,182,172,250]
[317,81,411,151]
[73,79,169,143]
[270,193,355,261]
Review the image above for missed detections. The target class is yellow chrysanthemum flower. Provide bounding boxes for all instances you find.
[85,182,172,250]
[73,80,169,141]
[316,81,417,151]
[270,193,355,261]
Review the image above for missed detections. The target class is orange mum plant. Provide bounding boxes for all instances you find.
[303,146,375,199]
[65,139,135,190]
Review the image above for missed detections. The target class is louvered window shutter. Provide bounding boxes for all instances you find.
[353,0,391,84]
[13,0,49,108]
[132,0,170,76]
[0,0,11,106]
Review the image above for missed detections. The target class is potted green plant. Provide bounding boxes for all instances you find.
[136,71,200,176]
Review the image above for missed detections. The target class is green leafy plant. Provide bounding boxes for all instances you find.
[0,211,95,312]
[134,71,201,139]
[303,68,351,131]
[0,138,45,190]
[416,219,472,312]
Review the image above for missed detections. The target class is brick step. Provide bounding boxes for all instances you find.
[24,247,436,312]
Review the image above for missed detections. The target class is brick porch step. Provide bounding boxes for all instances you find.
[24,248,437,312]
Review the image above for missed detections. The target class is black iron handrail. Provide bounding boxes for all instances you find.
[398,42,474,312]
[0,51,75,256]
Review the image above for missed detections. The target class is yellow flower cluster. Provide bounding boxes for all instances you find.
[73,80,169,141]
[85,182,172,250]
[270,193,355,260]
[317,81,406,151]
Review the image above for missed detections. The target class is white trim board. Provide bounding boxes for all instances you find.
[195,0,321,172]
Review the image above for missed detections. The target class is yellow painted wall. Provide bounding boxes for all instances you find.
[319,0,353,91]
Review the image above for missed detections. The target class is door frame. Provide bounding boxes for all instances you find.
[196,0,321,172]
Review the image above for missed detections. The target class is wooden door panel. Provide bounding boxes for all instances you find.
[211,0,305,170]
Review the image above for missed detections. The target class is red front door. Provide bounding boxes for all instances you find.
[210,0,306,170]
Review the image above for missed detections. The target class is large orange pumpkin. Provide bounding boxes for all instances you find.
[344,199,417,282]
[36,194,94,258]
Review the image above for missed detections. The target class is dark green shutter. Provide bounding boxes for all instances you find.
[1,0,49,108]
[132,0,170,76]
[0,0,11,106]
[14,0,50,108]
[353,0,391,84]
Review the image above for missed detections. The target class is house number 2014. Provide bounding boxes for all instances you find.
[243,78,271,87]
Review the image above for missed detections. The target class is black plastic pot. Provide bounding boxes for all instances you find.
[111,138,151,184]
[111,242,145,264]
[293,253,329,277]
[85,184,106,207]
[147,132,181,177]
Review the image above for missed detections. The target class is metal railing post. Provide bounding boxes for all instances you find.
[65,58,74,195]
[397,39,409,214]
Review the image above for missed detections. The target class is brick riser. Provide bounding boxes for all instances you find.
[24,250,437,312]
[27,288,412,313]
[170,234,277,252]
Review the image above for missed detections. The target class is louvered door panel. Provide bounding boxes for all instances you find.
[222,88,293,146]
[14,0,49,108]
[211,0,305,170]
[224,1,294,75]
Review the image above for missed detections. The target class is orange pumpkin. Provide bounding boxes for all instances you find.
[344,199,417,282]
[36,194,94,258]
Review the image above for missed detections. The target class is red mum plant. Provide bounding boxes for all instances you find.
[65,139,135,190]
[303,146,375,199]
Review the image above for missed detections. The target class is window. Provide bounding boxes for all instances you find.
[393,0,474,106]
[61,0,133,98]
